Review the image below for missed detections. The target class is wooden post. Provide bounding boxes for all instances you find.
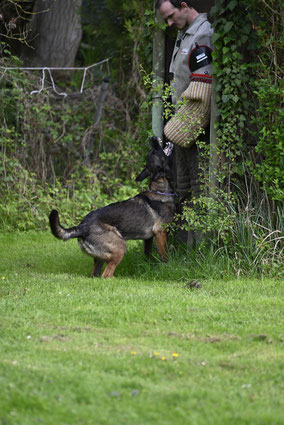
[209,73,218,196]
[152,3,165,139]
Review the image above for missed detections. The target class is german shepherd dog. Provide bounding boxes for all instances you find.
[49,137,176,278]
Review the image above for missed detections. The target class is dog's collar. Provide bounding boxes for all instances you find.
[149,190,177,197]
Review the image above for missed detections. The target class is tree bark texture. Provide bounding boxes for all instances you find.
[23,0,83,67]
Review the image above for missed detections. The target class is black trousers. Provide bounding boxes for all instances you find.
[174,124,210,201]
[175,142,201,201]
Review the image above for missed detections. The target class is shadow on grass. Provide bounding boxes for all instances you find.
[1,231,213,283]
[0,231,191,281]
[46,242,187,282]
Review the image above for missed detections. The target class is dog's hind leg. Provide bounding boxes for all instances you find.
[91,259,105,277]
[102,243,126,278]
[144,237,153,258]
[154,230,167,262]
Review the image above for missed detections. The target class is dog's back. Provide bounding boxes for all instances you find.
[50,194,163,245]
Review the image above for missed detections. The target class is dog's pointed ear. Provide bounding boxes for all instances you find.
[136,167,150,182]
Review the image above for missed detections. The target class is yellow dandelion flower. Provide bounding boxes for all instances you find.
[2,277,6,280]
[131,351,137,355]
[161,356,166,361]
[153,352,160,356]
[172,352,179,358]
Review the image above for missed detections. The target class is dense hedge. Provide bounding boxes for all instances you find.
[211,0,283,201]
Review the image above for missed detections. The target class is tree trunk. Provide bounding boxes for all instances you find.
[22,0,83,67]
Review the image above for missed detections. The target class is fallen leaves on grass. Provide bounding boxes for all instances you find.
[130,350,180,362]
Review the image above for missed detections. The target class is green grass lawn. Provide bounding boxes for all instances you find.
[0,232,283,425]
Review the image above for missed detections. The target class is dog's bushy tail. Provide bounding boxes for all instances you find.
[49,210,83,241]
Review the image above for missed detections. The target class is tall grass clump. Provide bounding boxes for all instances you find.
[177,174,283,279]
[217,192,283,277]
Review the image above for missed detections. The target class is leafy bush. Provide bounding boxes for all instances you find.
[0,44,149,231]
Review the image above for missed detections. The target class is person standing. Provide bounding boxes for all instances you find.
[155,0,213,244]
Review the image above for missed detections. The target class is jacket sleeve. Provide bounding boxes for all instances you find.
[164,80,212,147]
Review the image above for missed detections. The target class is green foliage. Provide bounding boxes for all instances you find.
[251,79,284,200]
[0,133,142,232]
[178,190,234,240]
[0,51,146,232]
[244,0,283,201]
[0,156,106,231]
[174,185,283,277]
[211,0,283,200]
[211,0,258,185]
